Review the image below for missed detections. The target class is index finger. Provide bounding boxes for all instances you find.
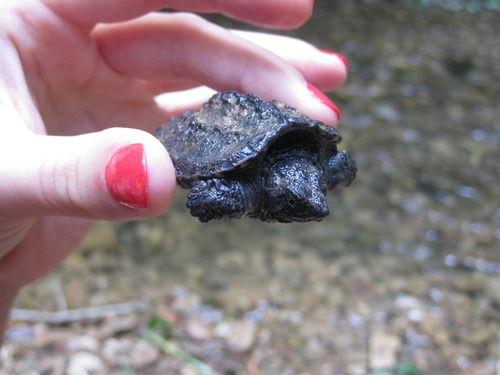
[44,0,313,29]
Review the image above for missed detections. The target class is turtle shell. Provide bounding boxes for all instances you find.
[154,91,343,188]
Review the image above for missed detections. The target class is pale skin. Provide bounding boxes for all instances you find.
[0,0,347,340]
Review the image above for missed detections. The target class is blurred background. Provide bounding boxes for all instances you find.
[3,1,499,374]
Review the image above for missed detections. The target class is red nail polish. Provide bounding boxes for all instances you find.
[306,82,341,120]
[105,143,149,210]
[319,49,349,71]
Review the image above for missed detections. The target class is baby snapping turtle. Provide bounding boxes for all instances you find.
[155,91,356,223]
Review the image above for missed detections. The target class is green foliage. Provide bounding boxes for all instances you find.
[369,363,422,375]
[396,363,422,375]
[443,56,476,76]
[147,315,173,337]
[444,58,475,76]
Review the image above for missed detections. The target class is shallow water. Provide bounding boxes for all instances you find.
[9,2,500,374]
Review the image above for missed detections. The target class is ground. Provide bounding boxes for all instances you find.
[2,2,499,375]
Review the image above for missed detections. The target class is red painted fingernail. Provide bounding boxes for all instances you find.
[306,82,341,120]
[319,49,349,71]
[105,143,149,210]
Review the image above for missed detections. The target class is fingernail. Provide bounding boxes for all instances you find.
[319,49,349,71]
[306,82,341,120]
[105,143,149,210]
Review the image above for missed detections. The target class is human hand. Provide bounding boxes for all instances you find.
[0,0,347,327]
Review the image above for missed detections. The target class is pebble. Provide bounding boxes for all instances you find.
[185,318,212,341]
[181,367,199,375]
[369,332,401,370]
[101,338,133,367]
[394,294,422,310]
[4,324,33,343]
[217,320,258,354]
[484,277,500,305]
[374,103,401,122]
[40,355,66,375]
[130,339,160,368]
[66,335,99,353]
[67,352,105,375]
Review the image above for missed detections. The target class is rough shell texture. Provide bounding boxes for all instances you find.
[155,91,343,188]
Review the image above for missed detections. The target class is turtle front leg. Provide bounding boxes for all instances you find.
[326,151,357,190]
[186,178,251,222]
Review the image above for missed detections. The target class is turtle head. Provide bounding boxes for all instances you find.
[326,150,357,190]
[261,156,329,223]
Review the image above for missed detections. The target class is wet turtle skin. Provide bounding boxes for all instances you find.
[154,91,357,223]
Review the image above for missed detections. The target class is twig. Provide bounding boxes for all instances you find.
[10,301,147,324]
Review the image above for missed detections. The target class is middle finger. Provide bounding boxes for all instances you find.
[94,13,340,125]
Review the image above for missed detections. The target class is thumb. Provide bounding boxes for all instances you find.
[1,128,176,221]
